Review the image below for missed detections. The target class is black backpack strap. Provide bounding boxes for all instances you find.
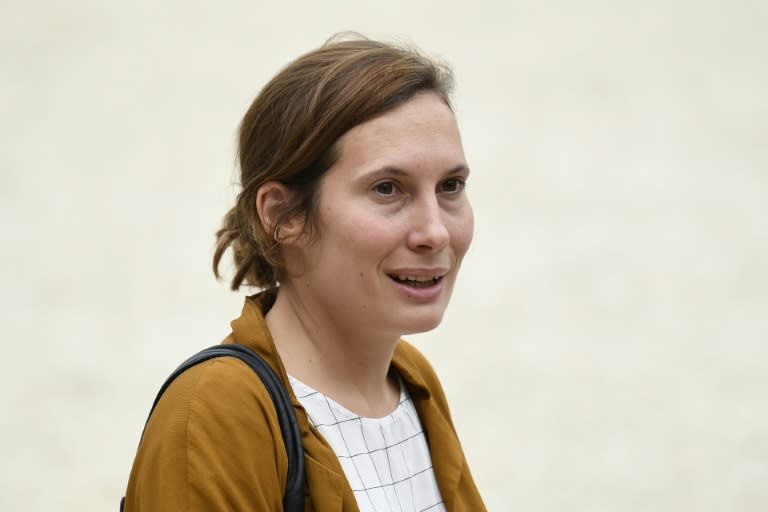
[121,344,305,512]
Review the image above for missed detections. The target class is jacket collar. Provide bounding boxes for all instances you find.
[228,294,314,437]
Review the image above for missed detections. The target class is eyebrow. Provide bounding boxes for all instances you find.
[363,164,470,180]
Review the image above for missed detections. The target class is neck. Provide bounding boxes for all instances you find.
[265,283,401,418]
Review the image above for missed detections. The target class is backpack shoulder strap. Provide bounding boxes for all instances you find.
[121,344,305,512]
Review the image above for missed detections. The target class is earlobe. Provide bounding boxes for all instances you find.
[256,182,304,243]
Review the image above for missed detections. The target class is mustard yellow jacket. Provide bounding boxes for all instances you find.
[124,296,486,511]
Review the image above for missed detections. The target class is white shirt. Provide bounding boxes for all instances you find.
[289,375,447,512]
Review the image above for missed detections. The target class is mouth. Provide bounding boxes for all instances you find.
[387,274,444,288]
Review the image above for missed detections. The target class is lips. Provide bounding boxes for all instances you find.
[387,274,442,288]
[386,270,447,301]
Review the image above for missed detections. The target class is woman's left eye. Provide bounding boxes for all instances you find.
[440,177,466,193]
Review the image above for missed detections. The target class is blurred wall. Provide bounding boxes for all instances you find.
[2,1,766,510]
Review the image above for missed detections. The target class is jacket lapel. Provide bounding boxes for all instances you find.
[229,295,351,511]
[392,344,464,511]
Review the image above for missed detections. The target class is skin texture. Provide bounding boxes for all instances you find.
[259,91,474,417]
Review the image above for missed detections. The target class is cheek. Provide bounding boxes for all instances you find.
[323,206,401,261]
[348,211,404,247]
[451,205,474,259]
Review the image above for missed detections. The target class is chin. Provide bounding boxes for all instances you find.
[395,310,446,336]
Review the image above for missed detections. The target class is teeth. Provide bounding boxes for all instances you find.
[395,275,436,282]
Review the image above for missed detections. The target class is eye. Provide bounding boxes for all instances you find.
[439,177,466,194]
[372,180,398,196]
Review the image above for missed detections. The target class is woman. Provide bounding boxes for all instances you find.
[124,36,486,511]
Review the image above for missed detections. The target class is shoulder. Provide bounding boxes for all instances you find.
[150,354,281,434]
[125,354,287,510]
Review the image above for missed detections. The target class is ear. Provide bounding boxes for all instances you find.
[256,181,305,243]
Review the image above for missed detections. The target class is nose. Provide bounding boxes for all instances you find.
[407,196,450,252]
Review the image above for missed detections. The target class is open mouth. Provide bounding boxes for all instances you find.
[387,274,443,288]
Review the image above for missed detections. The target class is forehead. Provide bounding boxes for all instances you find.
[334,92,464,172]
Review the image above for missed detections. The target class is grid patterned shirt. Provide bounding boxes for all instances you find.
[289,375,447,512]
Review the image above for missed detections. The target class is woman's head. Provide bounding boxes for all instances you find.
[213,36,455,294]
[271,91,473,336]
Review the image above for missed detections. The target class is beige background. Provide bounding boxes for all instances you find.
[2,1,767,510]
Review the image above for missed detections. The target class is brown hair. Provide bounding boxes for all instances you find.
[213,36,455,294]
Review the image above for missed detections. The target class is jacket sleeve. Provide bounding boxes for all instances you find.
[124,357,289,511]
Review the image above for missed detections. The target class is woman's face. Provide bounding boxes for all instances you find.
[290,91,474,337]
